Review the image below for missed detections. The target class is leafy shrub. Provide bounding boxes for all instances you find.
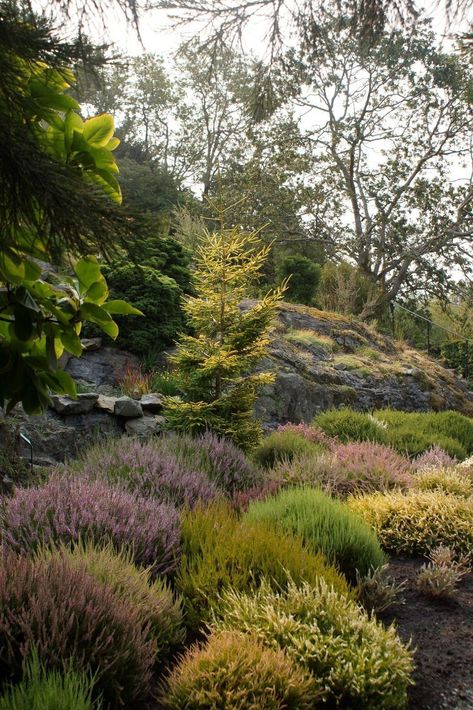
[413,468,473,498]
[176,502,349,633]
[1,475,181,576]
[253,430,325,469]
[413,446,457,471]
[416,546,470,599]
[356,564,406,615]
[278,255,321,305]
[246,488,386,583]
[41,542,185,665]
[0,554,156,707]
[161,630,319,709]
[214,579,413,709]
[73,436,220,508]
[0,650,97,710]
[348,490,473,556]
[155,431,262,494]
[314,409,386,444]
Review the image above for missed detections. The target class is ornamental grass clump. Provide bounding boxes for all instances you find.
[0,650,98,710]
[73,436,220,508]
[0,553,156,707]
[246,487,386,583]
[213,579,413,709]
[176,502,349,634]
[161,630,319,710]
[155,431,262,494]
[253,430,326,469]
[348,490,473,557]
[39,542,185,665]
[1,475,181,576]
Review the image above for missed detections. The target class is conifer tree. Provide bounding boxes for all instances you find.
[163,203,285,451]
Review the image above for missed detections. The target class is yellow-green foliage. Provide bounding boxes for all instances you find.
[246,487,386,583]
[39,542,185,664]
[285,329,334,352]
[413,468,473,498]
[176,502,349,634]
[348,490,473,556]
[213,579,413,710]
[253,430,325,468]
[161,630,319,709]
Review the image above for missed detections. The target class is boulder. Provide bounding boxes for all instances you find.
[140,393,163,413]
[50,393,98,415]
[114,396,143,418]
[125,415,165,437]
[95,394,118,414]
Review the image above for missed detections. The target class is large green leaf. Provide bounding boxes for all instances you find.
[83,114,115,148]
[80,302,119,339]
[74,256,102,292]
[103,299,143,316]
[64,110,84,152]
[60,329,83,356]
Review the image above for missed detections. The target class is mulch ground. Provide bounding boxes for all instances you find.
[380,557,473,710]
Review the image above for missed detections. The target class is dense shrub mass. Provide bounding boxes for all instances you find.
[314,409,386,443]
[1,475,181,576]
[253,430,325,468]
[246,488,386,582]
[413,446,457,471]
[276,422,335,448]
[0,554,156,707]
[413,468,473,498]
[214,579,413,709]
[0,651,96,710]
[348,490,473,556]
[41,542,185,665]
[161,630,319,709]
[383,427,466,460]
[73,437,220,508]
[176,502,349,633]
[155,432,262,494]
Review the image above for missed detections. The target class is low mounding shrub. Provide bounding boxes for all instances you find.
[383,427,466,460]
[413,446,457,472]
[161,630,319,709]
[155,432,262,494]
[0,650,97,710]
[415,546,470,600]
[73,437,220,508]
[276,423,335,447]
[314,409,386,444]
[214,579,413,709]
[253,430,325,469]
[246,488,386,583]
[1,475,181,576]
[0,554,156,707]
[425,411,473,455]
[176,502,349,634]
[40,542,185,665]
[348,490,473,556]
[413,468,473,498]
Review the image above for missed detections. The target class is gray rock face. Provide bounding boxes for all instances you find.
[50,393,98,415]
[140,393,163,413]
[125,415,165,437]
[65,347,139,394]
[114,397,143,418]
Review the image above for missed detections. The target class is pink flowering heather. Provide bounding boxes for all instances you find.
[277,422,335,448]
[332,441,413,491]
[1,475,180,576]
[413,446,457,472]
[75,436,221,508]
[0,553,156,706]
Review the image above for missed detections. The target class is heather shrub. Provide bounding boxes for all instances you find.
[73,437,220,508]
[356,565,406,615]
[276,423,335,447]
[1,475,181,576]
[314,409,387,444]
[229,476,284,513]
[413,446,457,472]
[424,411,473,454]
[214,579,413,709]
[246,488,386,583]
[0,650,98,710]
[161,630,319,709]
[40,542,185,665]
[253,430,325,469]
[348,490,473,556]
[332,441,412,490]
[176,502,349,634]
[0,554,156,706]
[384,427,466,460]
[413,468,473,498]
[415,546,470,599]
[155,431,262,494]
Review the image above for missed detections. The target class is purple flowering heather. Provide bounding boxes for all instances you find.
[277,422,335,449]
[413,446,457,472]
[1,475,180,576]
[75,437,220,508]
[332,441,413,489]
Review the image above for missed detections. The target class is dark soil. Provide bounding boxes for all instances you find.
[380,557,473,710]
